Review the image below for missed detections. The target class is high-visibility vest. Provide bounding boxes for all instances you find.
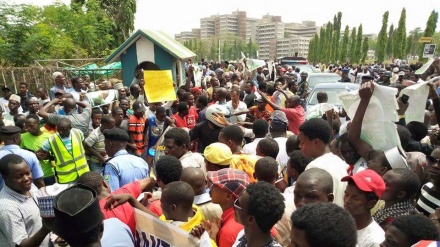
[49,129,89,183]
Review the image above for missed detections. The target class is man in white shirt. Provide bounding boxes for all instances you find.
[298,118,348,207]
[163,128,205,172]
[269,111,290,171]
[242,119,269,155]
[341,170,386,246]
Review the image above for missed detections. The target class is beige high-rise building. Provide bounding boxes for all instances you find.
[176,11,321,60]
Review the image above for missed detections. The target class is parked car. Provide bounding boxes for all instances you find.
[306,73,341,91]
[306,83,359,120]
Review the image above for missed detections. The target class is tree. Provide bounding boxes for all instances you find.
[332,12,342,63]
[348,27,357,63]
[386,24,394,59]
[361,37,369,62]
[72,0,136,47]
[339,25,350,63]
[419,10,439,61]
[393,8,407,59]
[354,24,363,63]
[325,22,333,62]
[318,27,326,62]
[376,11,389,62]
[308,34,319,63]
[408,27,423,57]
[209,39,216,60]
[405,35,413,58]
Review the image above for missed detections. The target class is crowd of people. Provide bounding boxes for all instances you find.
[0,57,440,247]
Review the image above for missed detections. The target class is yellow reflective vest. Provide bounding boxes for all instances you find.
[49,129,89,183]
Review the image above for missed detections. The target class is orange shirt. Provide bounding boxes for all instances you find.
[128,115,146,155]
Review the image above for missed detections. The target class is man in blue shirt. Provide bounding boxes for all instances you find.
[103,128,149,191]
[0,126,44,191]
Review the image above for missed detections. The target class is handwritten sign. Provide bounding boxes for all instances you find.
[144,70,176,103]
[134,208,199,247]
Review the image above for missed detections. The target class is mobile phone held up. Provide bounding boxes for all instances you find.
[400,94,410,104]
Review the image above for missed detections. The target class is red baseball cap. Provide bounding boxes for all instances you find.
[191,86,202,93]
[341,170,385,198]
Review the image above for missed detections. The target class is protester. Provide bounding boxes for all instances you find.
[299,118,348,206]
[207,168,250,247]
[373,168,420,229]
[180,167,222,223]
[0,154,50,247]
[39,118,89,184]
[342,169,386,246]
[290,202,358,247]
[164,127,205,172]
[77,171,155,236]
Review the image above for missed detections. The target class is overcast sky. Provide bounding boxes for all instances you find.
[8,0,440,36]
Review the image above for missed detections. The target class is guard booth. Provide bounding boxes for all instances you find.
[105,29,196,87]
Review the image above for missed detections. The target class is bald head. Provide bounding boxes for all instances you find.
[63,98,76,111]
[297,168,333,193]
[180,167,206,195]
[294,168,334,208]
[217,88,228,100]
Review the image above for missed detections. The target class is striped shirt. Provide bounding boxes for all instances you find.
[128,115,146,155]
[0,185,49,247]
[84,127,107,163]
[416,182,440,216]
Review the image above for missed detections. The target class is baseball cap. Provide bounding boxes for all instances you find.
[270,110,288,130]
[1,85,11,91]
[207,168,250,199]
[361,75,375,81]
[341,169,385,198]
[204,142,232,166]
[0,126,21,135]
[191,86,202,94]
[383,71,392,77]
[132,101,146,113]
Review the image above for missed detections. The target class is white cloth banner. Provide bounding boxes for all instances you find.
[338,83,401,152]
[86,89,118,107]
[399,81,429,123]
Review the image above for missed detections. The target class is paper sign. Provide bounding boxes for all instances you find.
[143,70,176,103]
[134,208,199,247]
[415,58,434,75]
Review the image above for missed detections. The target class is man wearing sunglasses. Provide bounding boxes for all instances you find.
[233,182,285,247]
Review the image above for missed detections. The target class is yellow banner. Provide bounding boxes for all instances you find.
[143,70,176,103]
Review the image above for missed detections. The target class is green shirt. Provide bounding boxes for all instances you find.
[20,132,54,177]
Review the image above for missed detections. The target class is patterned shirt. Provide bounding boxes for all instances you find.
[249,106,271,121]
[84,127,107,163]
[0,186,49,247]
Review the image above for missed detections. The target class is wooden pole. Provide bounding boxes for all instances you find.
[1,70,6,85]
[11,70,17,94]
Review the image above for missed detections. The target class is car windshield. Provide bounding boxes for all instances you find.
[308,75,341,88]
[308,88,352,106]
[295,65,314,74]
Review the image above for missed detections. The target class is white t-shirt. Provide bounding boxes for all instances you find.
[357,220,384,247]
[274,137,289,170]
[180,151,206,173]
[242,138,264,156]
[306,152,349,207]
[226,100,248,124]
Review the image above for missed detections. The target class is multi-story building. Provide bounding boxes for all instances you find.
[276,36,312,58]
[176,11,323,60]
